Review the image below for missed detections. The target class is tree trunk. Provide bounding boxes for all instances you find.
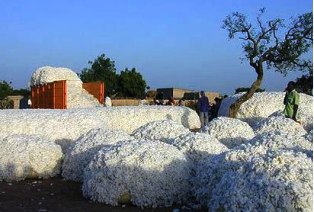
[229,66,264,118]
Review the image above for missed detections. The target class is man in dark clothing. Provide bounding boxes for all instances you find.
[197,91,211,130]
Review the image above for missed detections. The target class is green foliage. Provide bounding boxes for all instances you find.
[235,87,265,94]
[0,98,13,109]
[12,88,31,97]
[80,54,118,96]
[0,80,13,100]
[117,68,147,98]
[294,70,313,95]
[80,54,148,98]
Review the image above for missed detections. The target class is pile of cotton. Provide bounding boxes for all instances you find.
[207,117,255,148]
[30,66,102,108]
[0,134,63,181]
[83,140,191,208]
[132,120,191,143]
[254,115,307,136]
[0,109,107,152]
[209,150,312,211]
[171,133,229,162]
[62,128,132,182]
[94,106,201,133]
[305,130,313,143]
[192,134,313,211]
[30,66,80,86]
[249,131,312,157]
[218,92,313,131]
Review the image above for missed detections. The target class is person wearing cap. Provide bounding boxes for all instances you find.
[283,81,300,122]
[197,91,211,130]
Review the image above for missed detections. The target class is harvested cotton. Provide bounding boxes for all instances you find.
[209,150,313,212]
[249,131,312,157]
[192,135,313,210]
[218,92,313,131]
[171,132,229,163]
[0,134,63,181]
[305,130,313,143]
[207,117,255,148]
[0,109,107,152]
[83,140,191,208]
[93,106,201,133]
[62,128,132,182]
[30,66,80,86]
[132,120,191,143]
[254,115,307,136]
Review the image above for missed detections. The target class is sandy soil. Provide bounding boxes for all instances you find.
[0,176,203,212]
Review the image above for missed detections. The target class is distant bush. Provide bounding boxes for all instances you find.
[0,98,13,109]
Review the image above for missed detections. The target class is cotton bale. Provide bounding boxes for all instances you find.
[0,134,63,181]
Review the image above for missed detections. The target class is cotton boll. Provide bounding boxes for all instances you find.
[62,128,132,182]
[207,117,255,148]
[132,120,191,143]
[209,150,313,212]
[0,134,63,181]
[171,132,229,163]
[254,116,307,136]
[83,140,191,208]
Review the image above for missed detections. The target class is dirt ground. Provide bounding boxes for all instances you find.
[0,176,204,212]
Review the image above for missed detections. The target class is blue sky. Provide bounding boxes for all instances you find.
[0,0,312,94]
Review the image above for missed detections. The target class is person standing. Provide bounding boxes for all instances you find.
[283,81,300,122]
[197,91,210,130]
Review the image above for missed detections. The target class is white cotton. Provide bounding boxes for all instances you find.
[305,130,313,143]
[171,132,229,163]
[0,134,63,182]
[207,117,255,148]
[82,140,191,208]
[30,66,80,86]
[30,66,102,108]
[132,120,191,143]
[192,132,313,210]
[209,150,313,212]
[62,128,132,182]
[218,92,313,132]
[254,115,307,136]
[0,109,107,152]
[93,106,201,133]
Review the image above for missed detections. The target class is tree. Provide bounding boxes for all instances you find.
[294,70,313,95]
[222,9,313,118]
[235,87,265,94]
[0,80,13,100]
[117,68,147,98]
[80,54,118,96]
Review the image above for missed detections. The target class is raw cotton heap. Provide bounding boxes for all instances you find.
[254,115,307,136]
[171,132,229,163]
[93,106,201,133]
[218,92,313,132]
[83,140,191,208]
[192,135,313,211]
[30,66,101,108]
[132,120,191,143]
[62,128,133,182]
[0,134,63,181]
[207,117,255,148]
[0,109,107,152]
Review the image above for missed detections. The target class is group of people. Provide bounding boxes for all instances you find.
[197,81,300,132]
